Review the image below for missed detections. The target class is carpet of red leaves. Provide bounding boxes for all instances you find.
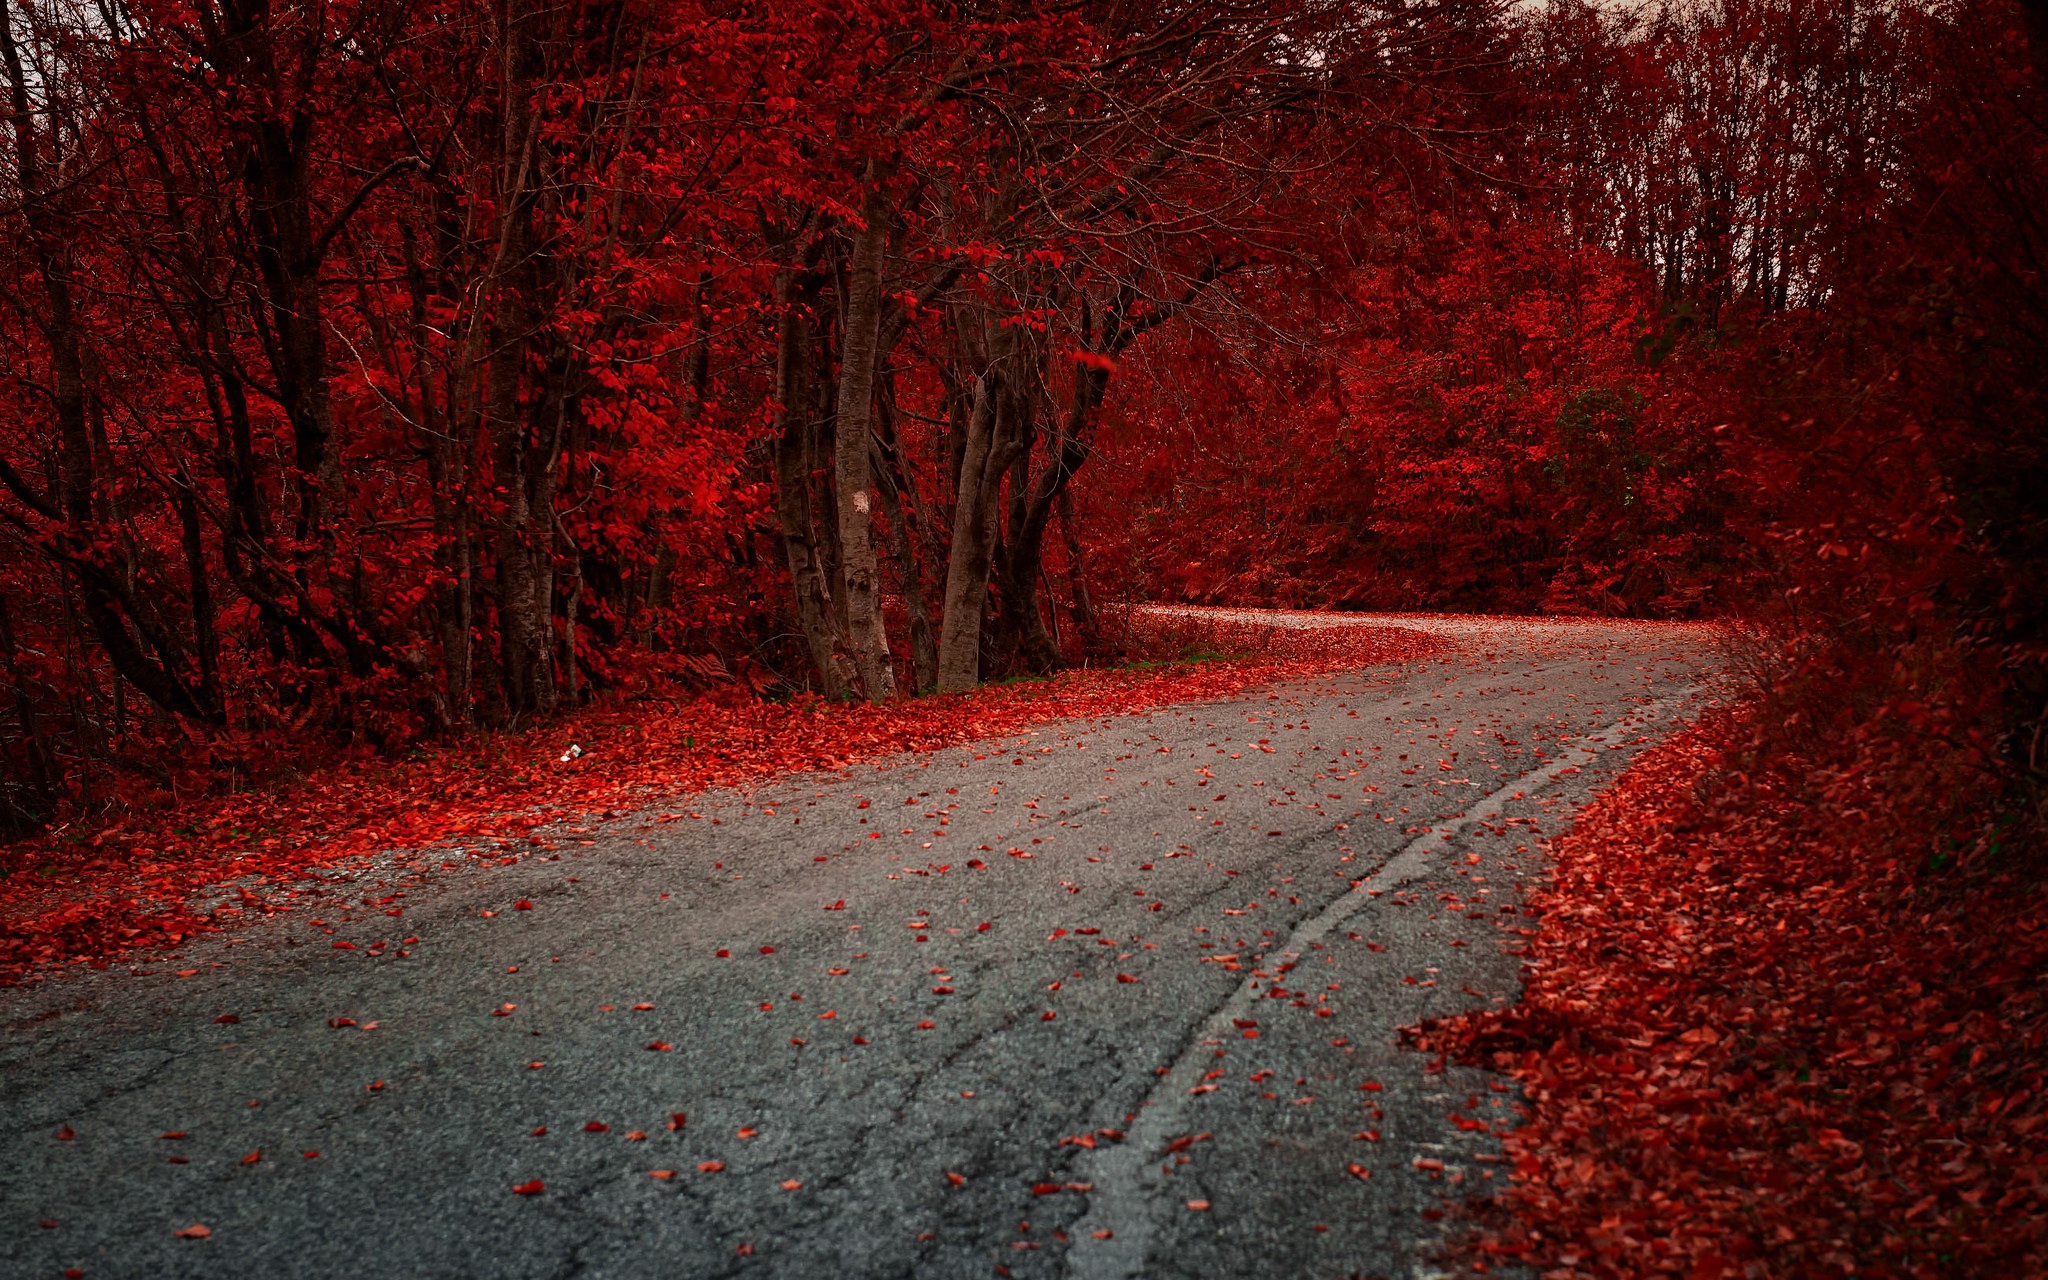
[0,618,1437,984]
[1412,709,2048,1278]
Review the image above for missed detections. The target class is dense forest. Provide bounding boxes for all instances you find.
[1,0,2042,822]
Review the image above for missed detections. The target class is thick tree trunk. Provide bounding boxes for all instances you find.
[771,273,853,698]
[832,186,896,700]
[935,338,1036,693]
[874,448,938,693]
[1000,546,1061,673]
[935,375,1001,692]
[488,286,549,718]
[999,360,1109,672]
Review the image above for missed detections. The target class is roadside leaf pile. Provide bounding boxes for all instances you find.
[1410,704,2048,1277]
[0,622,1436,983]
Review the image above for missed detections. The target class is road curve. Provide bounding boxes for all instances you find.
[0,613,1718,1280]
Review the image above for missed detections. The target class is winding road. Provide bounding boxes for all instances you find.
[0,612,1718,1280]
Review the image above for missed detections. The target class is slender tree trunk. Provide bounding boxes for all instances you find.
[487,0,552,720]
[1058,488,1101,648]
[0,594,55,815]
[833,186,896,700]
[560,516,582,705]
[173,470,223,719]
[447,513,474,726]
[637,542,674,647]
[398,215,472,731]
[527,387,561,715]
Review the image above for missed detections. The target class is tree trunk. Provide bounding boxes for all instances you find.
[487,0,553,721]
[832,185,896,700]
[1057,487,1101,648]
[874,444,938,693]
[0,593,56,824]
[400,213,472,731]
[935,337,1035,694]
[770,272,853,698]
[935,374,1000,692]
[1000,359,1108,672]
[560,517,583,706]
[174,469,224,719]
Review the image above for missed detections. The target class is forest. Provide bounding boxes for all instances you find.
[1,0,2043,1274]
[0,0,2042,789]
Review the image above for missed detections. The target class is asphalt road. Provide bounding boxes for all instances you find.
[0,613,1718,1280]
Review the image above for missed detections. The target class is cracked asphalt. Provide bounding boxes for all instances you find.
[0,614,1718,1279]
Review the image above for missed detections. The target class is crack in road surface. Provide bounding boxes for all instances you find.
[0,613,1717,1280]
[1064,691,1696,1280]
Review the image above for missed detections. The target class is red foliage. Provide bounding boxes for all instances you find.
[1091,231,1731,615]
[1410,701,2048,1276]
